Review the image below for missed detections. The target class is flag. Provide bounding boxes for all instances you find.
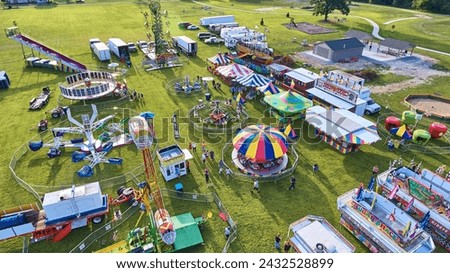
[402,221,411,236]
[371,195,377,210]
[283,124,298,139]
[236,93,246,104]
[290,79,295,89]
[356,185,363,201]
[419,211,430,229]
[368,176,375,191]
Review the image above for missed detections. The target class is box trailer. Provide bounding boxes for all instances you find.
[92,42,111,61]
[172,36,197,56]
[199,15,235,27]
[107,38,131,66]
[89,38,101,49]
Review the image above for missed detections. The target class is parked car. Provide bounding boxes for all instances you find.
[29,87,51,110]
[204,37,224,44]
[198,32,216,40]
[136,40,148,49]
[127,42,137,52]
[364,99,381,115]
[187,25,200,30]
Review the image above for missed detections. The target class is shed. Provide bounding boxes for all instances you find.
[313,37,365,62]
[0,71,11,89]
[379,38,416,56]
[345,30,373,44]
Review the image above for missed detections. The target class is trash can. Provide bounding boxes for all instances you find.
[205,93,211,101]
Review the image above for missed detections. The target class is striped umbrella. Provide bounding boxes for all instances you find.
[232,125,288,163]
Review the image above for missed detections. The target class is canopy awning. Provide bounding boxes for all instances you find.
[235,73,272,87]
[215,63,254,78]
[264,91,313,115]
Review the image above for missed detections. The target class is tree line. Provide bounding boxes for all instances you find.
[356,0,450,14]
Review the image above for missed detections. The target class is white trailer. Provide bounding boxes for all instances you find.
[172,36,197,56]
[209,22,239,33]
[92,42,111,61]
[89,38,101,49]
[199,15,235,26]
[107,38,131,66]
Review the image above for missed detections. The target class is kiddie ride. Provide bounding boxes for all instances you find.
[28,104,132,177]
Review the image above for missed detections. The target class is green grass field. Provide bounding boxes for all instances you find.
[0,0,449,253]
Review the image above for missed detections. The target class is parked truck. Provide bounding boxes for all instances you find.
[172,36,197,56]
[92,42,111,61]
[107,38,131,66]
[199,15,235,27]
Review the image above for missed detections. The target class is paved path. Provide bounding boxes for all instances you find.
[352,15,450,57]
[383,17,418,25]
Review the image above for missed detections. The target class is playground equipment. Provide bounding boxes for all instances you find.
[28,104,131,177]
[429,122,448,139]
[377,166,450,251]
[288,215,355,253]
[157,144,193,182]
[404,94,450,120]
[5,27,87,73]
[412,129,431,145]
[385,116,401,131]
[0,182,108,243]
[337,186,435,253]
[129,116,176,246]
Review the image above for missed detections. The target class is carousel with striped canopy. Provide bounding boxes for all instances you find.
[231,125,289,176]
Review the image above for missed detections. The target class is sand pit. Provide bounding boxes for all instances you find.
[405,95,450,119]
[284,22,335,34]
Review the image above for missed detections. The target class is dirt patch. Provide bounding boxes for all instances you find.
[406,97,450,118]
[293,50,450,94]
[284,22,335,34]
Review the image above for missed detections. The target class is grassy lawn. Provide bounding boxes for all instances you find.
[0,0,449,253]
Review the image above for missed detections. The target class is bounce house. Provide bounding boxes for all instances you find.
[385,116,401,131]
[402,111,416,125]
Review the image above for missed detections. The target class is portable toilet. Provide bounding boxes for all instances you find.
[0,71,10,89]
[412,129,431,145]
[385,116,401,131]
[428,122,447,139]
[402,111,416,125]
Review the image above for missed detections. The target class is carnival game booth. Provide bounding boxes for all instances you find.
[288,215,356,253]
[305,106,380,153]
[282,68,320,94]
[337,187,436,253]
[377,167,450,251]
[307,70,372,116]
[207,53,231,66]
[232,125,288,177]
[157,144,193,182]
[59,71,122,100]
[263,91,313,122]
[211,63,253,86]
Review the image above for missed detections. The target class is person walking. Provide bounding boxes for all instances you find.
[226,168,232,180]
[209,150,215,162]
[274,234,281,250]
[288,176,296,190]
[313,164,319,174]
[201,152,207,165]
[224,226,231,239]
[251,179,259,193]
[201,140,207,153]
[372,165,379,175]
[283,241,291,253]
[191,142,197,153]
[204,168,210,183]
[219,165,224,175]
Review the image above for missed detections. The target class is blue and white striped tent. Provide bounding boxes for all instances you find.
[257,82,280,95]
[235,73,272,87]
[207,53,231,66]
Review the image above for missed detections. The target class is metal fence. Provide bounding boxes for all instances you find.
[69,205,140,253]
[212,192,238,253]
[220,143,300,183]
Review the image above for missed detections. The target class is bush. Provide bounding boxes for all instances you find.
[348,69,379,82]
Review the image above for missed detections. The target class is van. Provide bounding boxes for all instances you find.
[197,32,215,40]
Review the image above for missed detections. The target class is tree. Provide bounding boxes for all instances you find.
[310,0,351,22]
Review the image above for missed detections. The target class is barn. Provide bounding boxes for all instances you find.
[313,37,365,63]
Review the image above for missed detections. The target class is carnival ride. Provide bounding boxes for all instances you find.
[231,125,289,176]
[0,182,109,243]
[28,104,132,177]
[376,166,450,251]
[4,27,87,73]
[337,186,435,253]
[29,86,51,110]
[128,116,176,247]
